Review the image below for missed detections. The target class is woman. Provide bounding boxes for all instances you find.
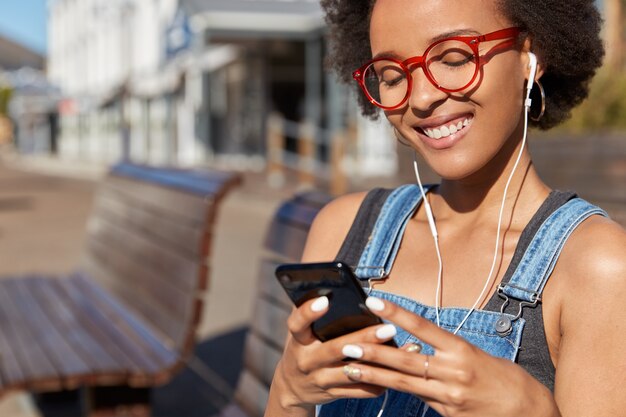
[265,0,626,416]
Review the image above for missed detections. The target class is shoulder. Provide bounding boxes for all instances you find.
[550,214,626,411]
[556,213,626,325]
[561,214,626,291]
[300,191,370,262]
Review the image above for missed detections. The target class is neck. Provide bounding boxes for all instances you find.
[434,139,550,227]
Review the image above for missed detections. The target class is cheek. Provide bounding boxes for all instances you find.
[477,58,526,125]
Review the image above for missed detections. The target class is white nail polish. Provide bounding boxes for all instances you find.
[311,296,329,312]
[342,344,364,359]
[365,296,385,311]
[376,324,397,340]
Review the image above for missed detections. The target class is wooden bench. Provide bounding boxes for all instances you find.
[529,134,626,226]
[218,190,333,417]
[0,162,241,416]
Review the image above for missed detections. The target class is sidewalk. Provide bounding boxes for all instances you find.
[0,154,297,417]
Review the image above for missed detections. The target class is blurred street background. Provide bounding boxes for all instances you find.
[0,0,625,416]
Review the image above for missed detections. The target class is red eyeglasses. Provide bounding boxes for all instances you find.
[352,27,521,110]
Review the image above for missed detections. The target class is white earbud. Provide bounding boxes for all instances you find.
[525,52,538,108]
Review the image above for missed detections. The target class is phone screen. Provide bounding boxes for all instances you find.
[275,262,389,342]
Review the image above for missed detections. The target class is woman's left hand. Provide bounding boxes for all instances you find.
[341,297,559,417]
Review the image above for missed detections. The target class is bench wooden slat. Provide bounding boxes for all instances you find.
[257,259,292,309]
[87,212,200,276]
[85,236,197,326]
[227,190,332,417]
[250,292,290,352]
[4,278,93,389]
[93,188,207,258]
[56,276,166,380]
[71,275,180,384]
[243,332,283,388]
[44,277,143,377]
[263,221,311,261]
[84,213,204,346]
[0,281,28,388]
[80,252,190,349]
[111,163,238,197]
[530,136,626,219]
[29,277,123,375]
[274,199,325,229]
[233,370,270,417]
[263,192,333,260]
[86,211,201,290]
[101,176,216,224]
[0,279,62,390]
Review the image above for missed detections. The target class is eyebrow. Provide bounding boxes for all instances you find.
[372,28,483,60]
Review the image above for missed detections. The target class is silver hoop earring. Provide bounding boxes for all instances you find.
[530,80,545,122]
[393,128,412,147]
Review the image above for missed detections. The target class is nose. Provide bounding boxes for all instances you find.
[407,67,448,112]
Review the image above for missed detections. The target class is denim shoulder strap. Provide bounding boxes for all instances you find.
[500,198,608,303]
[354,184,430,280]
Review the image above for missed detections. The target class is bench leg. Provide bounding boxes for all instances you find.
[84,386,151,417]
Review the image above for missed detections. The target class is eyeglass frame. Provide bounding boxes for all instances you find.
[352,27,522,110]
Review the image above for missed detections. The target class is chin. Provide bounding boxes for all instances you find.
[422,153,485,182]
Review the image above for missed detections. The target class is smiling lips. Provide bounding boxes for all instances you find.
[419,116,473,140]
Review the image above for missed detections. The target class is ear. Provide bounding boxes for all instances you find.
[521,37,545,81]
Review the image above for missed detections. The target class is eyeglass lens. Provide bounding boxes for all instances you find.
[362,40,477,108]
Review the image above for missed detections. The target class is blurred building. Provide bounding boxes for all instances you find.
[0,34,60,153]
[0,35,45,70]
[47,0,397,178]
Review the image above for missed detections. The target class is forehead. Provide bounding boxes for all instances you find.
[370,0,510,54]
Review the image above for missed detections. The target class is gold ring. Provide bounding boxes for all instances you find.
[424,355,430,380]
[343,365,362,379]
[406,344,423,353]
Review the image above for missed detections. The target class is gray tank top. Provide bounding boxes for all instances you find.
[335,188,578,390]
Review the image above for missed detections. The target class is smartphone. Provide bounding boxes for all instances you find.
[275,261,397,346]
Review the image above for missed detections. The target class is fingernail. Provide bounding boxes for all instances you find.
[311,296,329,312]
[375,323,397,340]
[343,365,362,380]
[342,344,363,359]
[365,296,385,311]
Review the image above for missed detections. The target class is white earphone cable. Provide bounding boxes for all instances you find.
[413,158,444,326]
[412,53,536,333]
[376,53,537,417]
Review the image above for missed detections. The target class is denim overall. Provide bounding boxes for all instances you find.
[318,184,607,417]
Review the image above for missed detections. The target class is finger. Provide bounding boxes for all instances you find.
[341,343,451,381]
[287,296,330,345]
[365,296,458,350]
[340,362,445,401]
[324,384,387,401]
[297,322,398,373]
[308,364,383,391]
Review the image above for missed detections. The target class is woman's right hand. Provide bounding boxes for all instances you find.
[267,295,398,415]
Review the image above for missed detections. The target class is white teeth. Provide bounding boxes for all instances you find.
[423,117,472,139]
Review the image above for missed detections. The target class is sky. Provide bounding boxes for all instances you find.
[0,0,48,55]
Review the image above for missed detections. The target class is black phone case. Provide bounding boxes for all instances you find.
[275,261,396,346]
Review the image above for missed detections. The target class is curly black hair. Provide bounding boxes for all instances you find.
[320,0,604,130]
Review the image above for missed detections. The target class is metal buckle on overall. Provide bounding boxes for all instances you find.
[495,285,541,337]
